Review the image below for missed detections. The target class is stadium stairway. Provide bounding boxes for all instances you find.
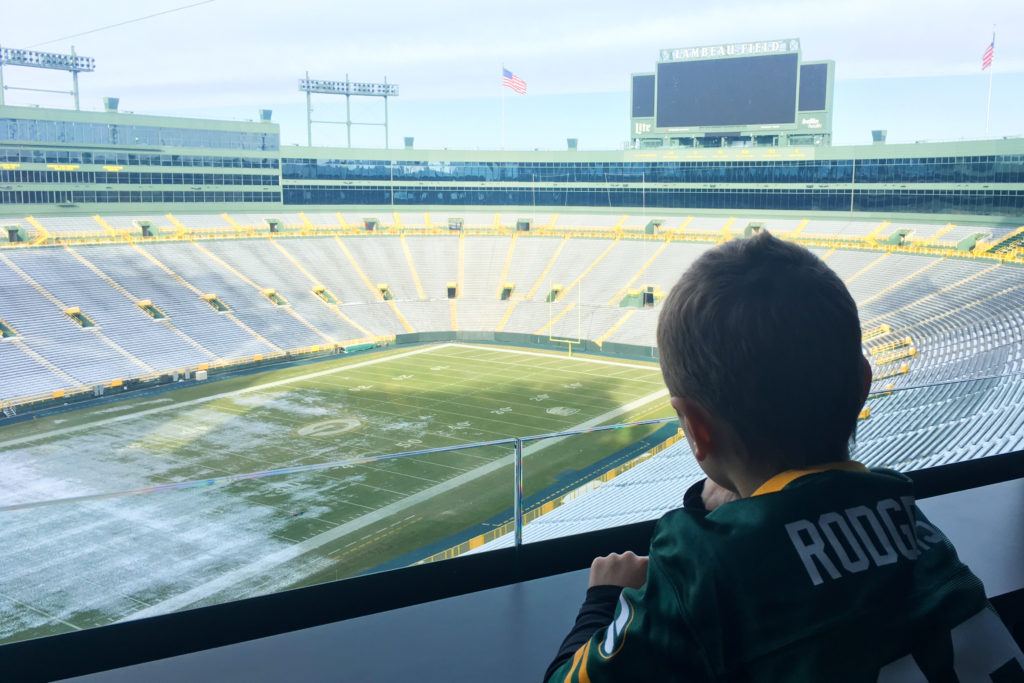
[64,244,218,365]
[132,242,284,353]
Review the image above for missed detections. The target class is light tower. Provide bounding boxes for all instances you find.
[0,45,96,110]
[299,73,398,148]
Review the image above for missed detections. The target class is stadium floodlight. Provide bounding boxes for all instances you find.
[299,73,398,148]
[0,47,96,72]
[0,45,96,110]
[299,78,398,97]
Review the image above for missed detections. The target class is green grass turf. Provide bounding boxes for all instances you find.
[0,342,673,643]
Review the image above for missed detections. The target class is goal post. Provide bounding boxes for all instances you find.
[547,279,583,356]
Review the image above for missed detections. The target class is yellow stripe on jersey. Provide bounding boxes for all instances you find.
[578,640,593,683]
[751,460,868,497]
[564,640,588,683]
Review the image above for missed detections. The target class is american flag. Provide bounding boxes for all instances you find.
[502,68,527,95]
[982,36,994,70]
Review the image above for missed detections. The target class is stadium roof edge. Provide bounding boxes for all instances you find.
[0,103,279,133]
[3,103,1021,161]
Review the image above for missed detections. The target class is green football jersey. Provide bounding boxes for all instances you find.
[549,466,1024,682]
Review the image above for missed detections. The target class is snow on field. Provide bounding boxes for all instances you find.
[227,389,333,417]
[0,483,323,641]
[0,344,666,643]
[0,391,363,642]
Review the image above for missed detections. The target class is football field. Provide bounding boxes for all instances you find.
[0,343,671,643]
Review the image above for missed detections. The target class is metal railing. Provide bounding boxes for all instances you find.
[2,371,1024,651]
[6,371,1024,531]
[0,416,681,548]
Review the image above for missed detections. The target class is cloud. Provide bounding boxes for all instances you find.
[4,0,1022,112]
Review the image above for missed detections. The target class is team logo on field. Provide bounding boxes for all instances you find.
[546,406,580,417]
[295,417,363,438]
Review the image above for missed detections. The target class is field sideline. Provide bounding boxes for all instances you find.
[0,343,672,643]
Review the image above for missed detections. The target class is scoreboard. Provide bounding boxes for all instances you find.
[630,39,833,147]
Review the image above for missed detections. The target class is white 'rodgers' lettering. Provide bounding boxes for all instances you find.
[785,496,940,586]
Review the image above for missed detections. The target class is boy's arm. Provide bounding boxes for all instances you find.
[544,550,708,682]
[543,551,647,681]
[544,486,721,682]
[542,585,621,681]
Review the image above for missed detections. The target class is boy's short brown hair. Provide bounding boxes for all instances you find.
[656,232,864,468]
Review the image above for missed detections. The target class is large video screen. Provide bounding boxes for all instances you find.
[656,53,799,128]
[798,63,828,111]
[632,74,655,118]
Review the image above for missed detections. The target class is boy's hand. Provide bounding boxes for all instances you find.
[702,479,740,511]
[588,551,648,589]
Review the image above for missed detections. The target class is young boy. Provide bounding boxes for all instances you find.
[545,232,1022,682]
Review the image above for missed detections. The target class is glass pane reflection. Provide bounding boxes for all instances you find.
[0,373,1019,646]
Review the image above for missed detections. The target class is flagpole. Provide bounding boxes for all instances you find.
[501,63,505,150]
[985,29,994,138]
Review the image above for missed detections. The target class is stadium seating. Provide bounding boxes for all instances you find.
[0,338,73,397]
[456,298,509,332]
[0,216,1021,476]
[141,241,325,350]
[554,214,620,229]
[79,244,276,360]
[340,212,386,229]
[8,248,203,370]
[282,237,382,304]
[846,253,936,304]
[823,249,887,281]
[682,216,729,232]
[199,239,366,342]
[498,236,564,300]
[404,235,459,299]
[1,226,1017,375]
[300,211,342,228]
[606,308,660,346]
[461,235,512,299]
[456,212,498,229]
[344,236,419,300]
[570,240,664,304]
[0,252,147,386]
[168,213,235,230]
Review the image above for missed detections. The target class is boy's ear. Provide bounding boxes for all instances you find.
[860,356,872,405]
[670,396,715,463]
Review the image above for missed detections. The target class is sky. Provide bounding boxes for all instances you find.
[3,0,1023,150]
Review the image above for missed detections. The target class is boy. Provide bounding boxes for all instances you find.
[545,232,1022,682]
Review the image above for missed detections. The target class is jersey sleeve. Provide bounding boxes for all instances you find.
[545,552,706,683]
[543,585,622,681]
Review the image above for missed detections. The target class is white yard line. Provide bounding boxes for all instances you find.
[0,590,83,632]
[119,386,669,622]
